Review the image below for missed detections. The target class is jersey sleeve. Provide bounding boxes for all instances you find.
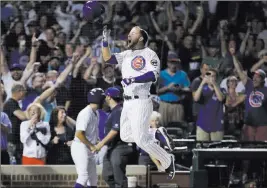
[75,109,89,131]
[111,110,121,132]
[113,51,126,66]
[148,53,160,82]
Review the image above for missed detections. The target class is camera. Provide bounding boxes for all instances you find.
[206,72,211,76]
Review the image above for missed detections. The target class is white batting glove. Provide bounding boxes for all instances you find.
[102,26,110,42]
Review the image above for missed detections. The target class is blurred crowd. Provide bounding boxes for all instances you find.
[1,1,267,166]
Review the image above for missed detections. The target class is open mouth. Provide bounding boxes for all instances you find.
[127,39,132,45]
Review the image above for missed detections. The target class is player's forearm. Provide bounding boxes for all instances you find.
[99,130,117,147]
[134,71,157,83]
[75,131,94,148]
[102,45,112,62]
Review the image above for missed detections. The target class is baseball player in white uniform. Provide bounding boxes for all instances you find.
[102,26,176,179]
[71,88,106,188]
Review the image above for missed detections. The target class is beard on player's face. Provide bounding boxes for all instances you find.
[127,37,142,49]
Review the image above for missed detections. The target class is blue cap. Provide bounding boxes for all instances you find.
[10,64,24,71]
[105,87,122,99]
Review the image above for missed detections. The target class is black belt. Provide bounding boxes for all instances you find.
[123,95,150,100]
[161,100,182,104]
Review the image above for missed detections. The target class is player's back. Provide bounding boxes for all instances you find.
[74,106,99,145]
[117,47,160,96]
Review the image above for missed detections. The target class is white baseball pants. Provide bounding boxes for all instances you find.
[71,141,97,187]
[120,98,171,169]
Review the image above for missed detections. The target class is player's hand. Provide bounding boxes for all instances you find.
[89,145,97,153]
[31,33,38,46]
[121,78,135,87]
[103,25,111,42]
[95,142,103,151]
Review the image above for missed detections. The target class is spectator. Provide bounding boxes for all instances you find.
[3,84,27,164]
[0,83,12,164]
[220,69,245,93]
[232,50,267,183]
[224,76,245,136]
[46,106,75,164]
[95,64,121,90]
[138,111,164,172]
[46,70,71,110]
[192,69,225,141]
[191,63,210,120]
[158,51,190,126]
[20,103,51,165]
[232,51,267,141]
[22,72,46,110]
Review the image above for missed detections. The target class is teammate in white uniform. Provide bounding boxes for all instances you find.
[71,88,106,188]
[102,26,175,179]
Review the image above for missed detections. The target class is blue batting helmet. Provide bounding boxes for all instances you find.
[87,88,106,104]
[83,1,105,23]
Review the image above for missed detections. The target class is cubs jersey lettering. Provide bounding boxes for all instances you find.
[114,47,160,96]
[245,79,267,126]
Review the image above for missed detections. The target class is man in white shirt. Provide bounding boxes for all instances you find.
[71,88,106,188]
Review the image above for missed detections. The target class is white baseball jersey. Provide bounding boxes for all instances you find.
[116,47,172,170]
[114,47,160,96]
[74,105,99,145]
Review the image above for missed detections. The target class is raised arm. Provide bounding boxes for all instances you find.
[83,60,99,85]
[183,2,189,30]
[0,45,10,75]
[231,49,247,85]
[219,20,228,58]
[20,62,41,86]
[166,2,174,34]
[26,33,39,70]
[188,5,204,35]
[72,47,91,78]
[239,23,250,55]
[250,55,267,73]
[69,20,87,44]
[102,26,113,62]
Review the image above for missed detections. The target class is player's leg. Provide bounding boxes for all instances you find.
[102,150,116,188]
[110,145,133,187]
[71,141,90,187]
[86,156,97,188]
[120,105,134,143]
[129,99,175,179]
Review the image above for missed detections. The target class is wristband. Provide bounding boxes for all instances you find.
[103,41,109,47]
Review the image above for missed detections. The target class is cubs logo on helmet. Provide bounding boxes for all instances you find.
[131,56,146,71]
[249,91,264,108]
